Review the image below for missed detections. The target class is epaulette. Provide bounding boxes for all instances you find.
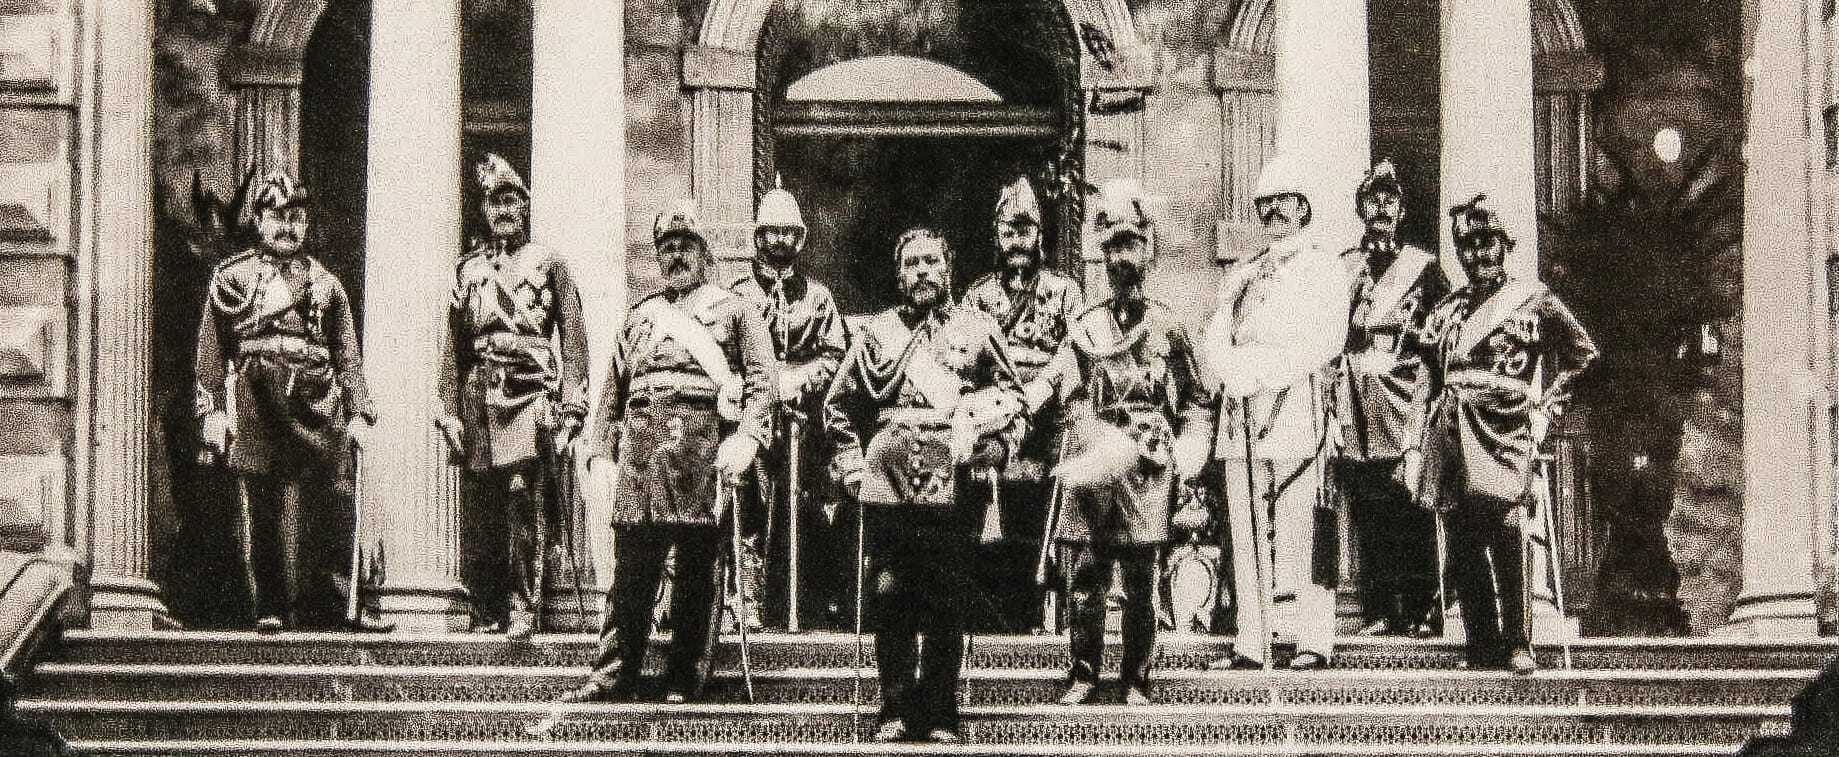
[213,249,259,272]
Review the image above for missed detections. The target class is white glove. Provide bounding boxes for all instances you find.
[714,433,760,479]
[1220,370,1259,400]
[777,369,808,407]
[346,417,373,449]
[200,411,233,456]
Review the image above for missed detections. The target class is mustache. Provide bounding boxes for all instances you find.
[1259,207,1291,224]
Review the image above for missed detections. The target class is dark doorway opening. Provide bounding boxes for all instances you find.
[774,134,1062,315]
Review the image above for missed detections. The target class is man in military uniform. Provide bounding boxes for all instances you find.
[1406,196,1596,674]
[824,228,1027,743]
[1202,153,1352,671]
[563,202,775,704]
[728,182,849,630]
[1025,180,1214,705]
[195,171,385,634]
[1336,160,1450,638]
[436,154,591,641]
[961,176,1083,630]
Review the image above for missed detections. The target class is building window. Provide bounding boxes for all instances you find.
[1826,105,1839,169]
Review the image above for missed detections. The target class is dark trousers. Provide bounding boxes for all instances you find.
[1446,505,1530,668]
[866,507,976,732]
[1339,459,1438,629]
[241,470,349,627]
[462,460,550,628]
[974,478,1051,633]
[1064,542,1157,689]
[588,525,723,696]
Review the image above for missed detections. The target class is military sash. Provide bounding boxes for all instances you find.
[1452,278,1547,357]
[635,291,743,419]
[1359,248,1433,331]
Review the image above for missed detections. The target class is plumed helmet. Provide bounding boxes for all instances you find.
[1252,151,1312,202]
[248,170,311,215]
[1448,194,1514,249]
[653,200,707,248]
[995,176,1043,227]
[1090,177,1153,246]
[474,153,529,199]
[755,176,806,232]
[1356,158,1403,203]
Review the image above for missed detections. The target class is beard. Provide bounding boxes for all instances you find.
[759,242,798,268]
[1001,248,1039,279]
[1105,259,1144,291]
[488,213,527,242]
[903,279,944,309]
[661,255,705,291]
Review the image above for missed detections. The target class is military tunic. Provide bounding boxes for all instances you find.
[196,249,374,474]
[822,301,1025,732]
[961,269,1083,481]
[1026,298,1213,689]
[1409,276,1597,666]
[580,282,775,699]
[441,240,590,471]
[194,247,373,627]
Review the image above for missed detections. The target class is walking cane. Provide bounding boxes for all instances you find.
[723,480,756,702]
[1433,510,1450,638]
[1239,401,1275,671]
[786,416,803,633]
[346,445,365,625]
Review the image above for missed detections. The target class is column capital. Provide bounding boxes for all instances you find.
[1211,47,1274,94]
[227,43,304,88]
[682,45,755,91]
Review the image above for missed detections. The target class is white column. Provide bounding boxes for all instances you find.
[1440,0,1539,281]
[87,0,170,629]
[1272,0,1370,247]
[530,0,625,603]
[362,0,468,631]
[1724,0,1822,637]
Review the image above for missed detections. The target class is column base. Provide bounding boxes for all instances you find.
[376,580,471,633]
[1716,593,1819,637]
[88,574,176,631]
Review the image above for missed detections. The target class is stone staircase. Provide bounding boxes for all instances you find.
[10,631,1831,755]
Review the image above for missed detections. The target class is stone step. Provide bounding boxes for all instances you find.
[62,739,1752,757]
[50,631,1839,671]
[21,663,1816,709]
[13,700,1788,747]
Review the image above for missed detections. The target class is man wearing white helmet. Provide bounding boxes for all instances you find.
[728,181,850,630]
[961,176,1084,631]
[561,201,777,704]
[1202,152,1352,671]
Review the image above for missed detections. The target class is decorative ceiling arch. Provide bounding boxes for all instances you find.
[245,0,331,55]
[784,55,1003,103]
[697,0,1144,89]
[1222,0,1587,55]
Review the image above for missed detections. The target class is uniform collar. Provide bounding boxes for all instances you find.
[751,263,807,301]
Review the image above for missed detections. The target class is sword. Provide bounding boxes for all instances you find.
[851,495,868,743]
[346,445,364,625]
[1240,399,1275,671]
[557,439,591,633]
[724,481,756,701]
[786,415,803,633]
[1533,452,1574,670]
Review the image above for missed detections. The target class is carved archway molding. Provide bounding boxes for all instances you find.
[226,0,331,178]
[685,0,1149,282]
[1208,0,1600,257]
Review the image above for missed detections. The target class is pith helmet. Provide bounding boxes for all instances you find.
[996,176,1043,227]
[1356,158,1403,203]
[1448,194,1514,249]
[249,170,311,215]
[1252,151,1312,202]
[653,200,707,248]
[1090,177,1152,246]
[474,153,529,199]
[755,177,806,233]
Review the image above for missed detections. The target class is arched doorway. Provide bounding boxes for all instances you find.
[687,0,1147,311]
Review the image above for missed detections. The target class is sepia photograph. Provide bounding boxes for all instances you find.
[0,0,1834,754]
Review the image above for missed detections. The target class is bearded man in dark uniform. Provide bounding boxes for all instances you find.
[960,177,1083,631]
[437,154,591,640]
[561,202,777,703]
[824,228,1027,743]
